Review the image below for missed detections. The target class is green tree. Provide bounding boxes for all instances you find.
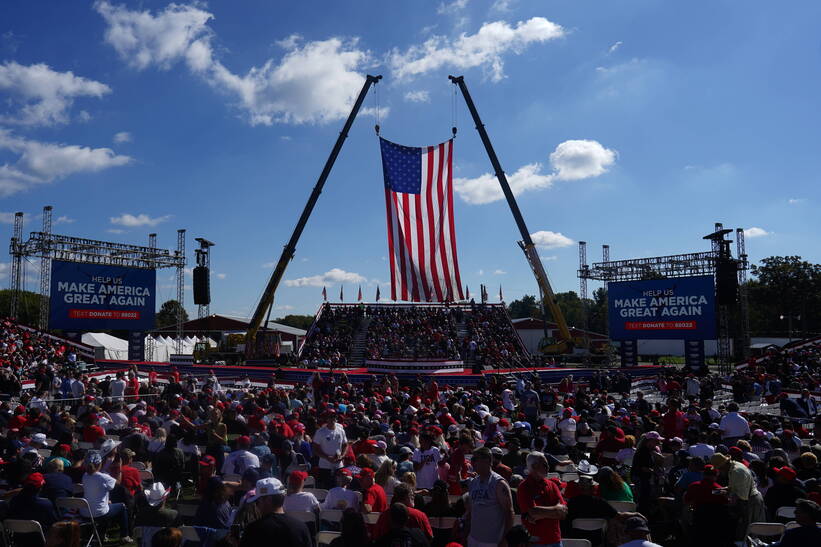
[0,289,47,326]
[274,314,315,331]
[507,294,541,319]
[156,299,188,328]
[588,287,609,334]
[748,256,821,336]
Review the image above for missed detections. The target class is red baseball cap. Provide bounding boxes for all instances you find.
[289,470,308,483]
[24,472,45,488]
[237,435,251,447]
[776,467,797,481]
[199,455,216,467]
[357,468,375,479]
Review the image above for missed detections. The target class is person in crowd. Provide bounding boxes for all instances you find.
[194,477,232,529]
[44,521,80,547]
[360,466,388,513]
[329,508,371,547]
[81,450,131,543]
[323,468,360,511]
[617,515,663,547]
[373,483,433,541]
[597,466,634,502]
[464,447,514,546]
[221,435,259,476]
[517,451,567,547]
[710,452,765,545]
[8,471,59,527]
[239,477,312,546]
[719,403,750,446]
[412,433,441,490]
[771,498,821,547]
[150,527,183,547]
[283,470,320,512]
[42,458,74,503]
[136,482,179,528]
[375,459,400,498]
[764,466,807,520]
[313,410,348,490]
[373,503,430,547]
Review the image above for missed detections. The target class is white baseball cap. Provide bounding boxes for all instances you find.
[246,477,286,503]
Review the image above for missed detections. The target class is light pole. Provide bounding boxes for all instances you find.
[779,314,801,343]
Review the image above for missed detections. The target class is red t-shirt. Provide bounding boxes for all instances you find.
[517,475,565,544]
[684,480,728,507]
[83,425,105,443]
[373,506,432,539]
[120,465,142,496]
[662,410,687,438]
[363,483,388,513]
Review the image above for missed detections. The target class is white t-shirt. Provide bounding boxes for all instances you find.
[284,491,320,512]
[412,447,441,489]
[315,424,348,470]
[322,487,360,511]
[221,449,260,475]
[502,389,515,412]
[557,418,577,445]
[719,412,750,438]
[689,443,715,460]
[82,472,116,517]
[109,379,126,400]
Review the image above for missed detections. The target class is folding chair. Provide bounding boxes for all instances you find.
[561,540,592,547]
[776,506,796,520]
[222,473,242,483]
[784,521,800,530]
[304,476,316,488]
[56,497,104,547]
[131,461,147,471]
[571,518,608,534]
[45,438,57,447]
[562,473,580,482]
[608,500,637,513]
[3,519,46,546]
[317,531,341,547]
[747,522,784,543]
[320,509,343,530]
[304,488,328,502]
[37,448,52,459]
[363,512,380,525]
[286,511,318,541]
[78,442,94,450]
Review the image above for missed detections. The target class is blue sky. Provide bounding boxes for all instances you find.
[2,1,820,322]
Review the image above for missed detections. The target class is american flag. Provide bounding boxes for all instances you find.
[380,137,463,302]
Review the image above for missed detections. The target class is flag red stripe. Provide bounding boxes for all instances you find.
[445,139,463,299]
[414,192,427,301]
[426,145,443,301]
[384,188,397,301]
[436,142,452,299]
[401,192,419,301]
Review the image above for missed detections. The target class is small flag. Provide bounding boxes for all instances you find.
[499,284,503,302]
[322,286,327,301]
[376,285,381,301]
[465,285,470,300]
[339,286,344,302]
[357,285,363,302]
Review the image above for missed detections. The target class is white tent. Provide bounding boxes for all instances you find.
[81,332,129,360]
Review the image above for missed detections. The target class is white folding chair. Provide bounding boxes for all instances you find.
[747,522,784,542]
[776,506,796,520]
[222,473,242,483]
[561,539,592,547]
[784,521,800,530]
[562,472,580,482]
[303,475,316,488]
[45,438,57,447]
[3,519,46,546]
[571,518,608,534]
[317,531,341,547]
[363,512,380,525]
[319,509,343,530]
[37,448,52,458]
[608,500,637,513]
[56,497,104,547]
[304,488,329,502]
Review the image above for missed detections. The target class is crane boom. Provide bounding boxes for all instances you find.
[245,75,382,355]
[449,75,573,351]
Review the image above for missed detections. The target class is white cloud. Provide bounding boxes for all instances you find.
[404,90,430,103]
[744,227,770,238]
[0,212,17,223]
[0,129,132,196]
[77,110,92,123]
[114,131,132,143]
[389,17,565,81]
[55,215,75,224]
[96,1,373,125]
[608,41,623,54]
[787,198,805,205]
[493,269,506,275]
[275,304,295,311]
[107,228,125,234]
[0,262,8,279]
[262,261,275,268]
[540,255,558,261]
[478,269,485,276]
[110,213,171,227]
[438,0,470,14]
[216,273,227,279]
[284,268,366,287]
[549,139,617,180]
[455,139,616,204]
[0,61,111,126]
[531,230,574,249]
[492,0,514,12]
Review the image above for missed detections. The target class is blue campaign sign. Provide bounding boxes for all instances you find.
[49,261,156,331]
[608,275,716,340]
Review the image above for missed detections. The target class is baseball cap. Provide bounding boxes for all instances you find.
[31,433,47,444]
[490,447,504,456]
[288,471,308,484]
[357,468,375,479]
[237,435,251,447]
[24,472,45,488]
[399,446,413,455]
[84,450,102,466]
[776,467,797,481]
[199,455,216,467]
[644,431,664,441]
[623,516,650,533]
[246,477,286,503]
[376,440,387,450]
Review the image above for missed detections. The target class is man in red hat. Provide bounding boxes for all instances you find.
[359,467,387,513]
[222,435,260,476]
[8,472,58,526]
[764,466,807,521]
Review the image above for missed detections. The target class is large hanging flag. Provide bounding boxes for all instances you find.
[380,137,464,302]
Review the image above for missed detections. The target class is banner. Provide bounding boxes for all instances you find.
[50,261,156,331]
[608,275,716,340]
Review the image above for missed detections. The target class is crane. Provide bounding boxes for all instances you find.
[449,75,574,354]
[245,75,382,357]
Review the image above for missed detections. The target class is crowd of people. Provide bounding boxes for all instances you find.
[300,303,529,368]
[365,306,461,361]
[462,306,529,369]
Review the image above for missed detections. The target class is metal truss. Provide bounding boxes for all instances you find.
[579,250,722,282]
